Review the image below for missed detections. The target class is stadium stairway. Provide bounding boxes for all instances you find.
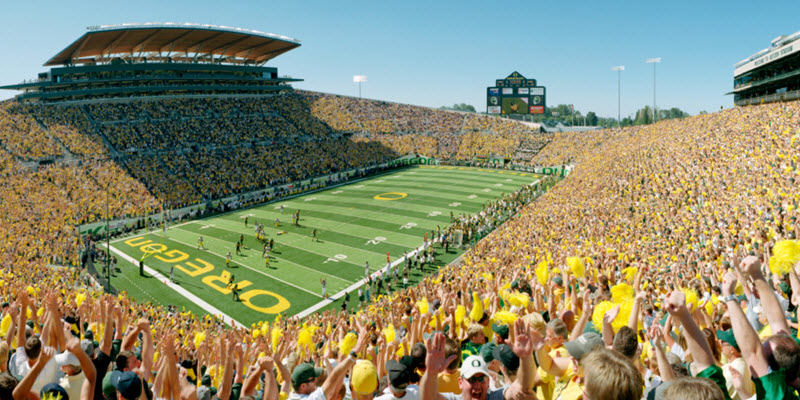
[81,105,122,156]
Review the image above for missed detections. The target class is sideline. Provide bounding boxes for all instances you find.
[111,167,408,244]
[102,243,245,328]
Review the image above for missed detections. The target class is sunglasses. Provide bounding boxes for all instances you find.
[466,375,486,384]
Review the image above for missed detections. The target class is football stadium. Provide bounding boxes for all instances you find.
[0,14,799,400]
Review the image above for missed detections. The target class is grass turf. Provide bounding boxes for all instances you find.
[108,166,539,326]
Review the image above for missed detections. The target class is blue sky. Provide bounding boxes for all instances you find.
[1,1,799,118]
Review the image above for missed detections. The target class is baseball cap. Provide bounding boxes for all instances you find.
[41,383,69,400]
[110,371,142,400]
[385,359,411,390]
[460,355,489,379]
[717,329,740,352]
[553,276,564,286]
[291,363,322,387]
[102,372,116,399]
[564,332,604,360]
[479,343,497,363]
[196,386,211,400]
[55,351,80,367]
[491,323,509,340]
[81,339,95,358]
[84,330,94,341]
[492,345,519,371]
[351,360,378,395]
[201,374,212,386]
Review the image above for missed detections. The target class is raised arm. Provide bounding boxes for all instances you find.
[321,326,370,400]
[628,291,646,331]
[504,319,536,400]
[121,317,144,352]
[663,290,715,373]
[570,290,593,340]
[741,256,790,335]
[647,326,674,382]
[138,319,154,381]
[721,271,770,377]
[262,357,279,400]
[5,302,18,348]
[420,333,456,400]
[100,298,115,356]
[15,292,27,352]
[243,356,272,396]
[602,304,620,347]
[64,327,97,400]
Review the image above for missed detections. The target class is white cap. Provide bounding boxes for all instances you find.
[461,355,489,379]
[55,351,80,367]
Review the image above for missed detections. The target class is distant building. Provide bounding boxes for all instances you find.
[730,30,800,106]
[1,23,302,103]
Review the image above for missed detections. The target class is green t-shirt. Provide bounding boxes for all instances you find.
[695,365,732,400]
[461,341,481,361]
[752,369,799,400]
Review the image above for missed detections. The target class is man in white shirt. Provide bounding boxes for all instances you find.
[13,336,60,394]
[56,351,85,400]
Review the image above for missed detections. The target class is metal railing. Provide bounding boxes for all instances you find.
[735,90,800,106]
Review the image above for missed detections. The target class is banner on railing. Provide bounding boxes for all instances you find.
[387,155,439,167]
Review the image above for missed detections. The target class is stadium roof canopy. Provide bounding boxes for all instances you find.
[45,23,301,67]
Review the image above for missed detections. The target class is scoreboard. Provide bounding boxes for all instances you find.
[486,71,546,115]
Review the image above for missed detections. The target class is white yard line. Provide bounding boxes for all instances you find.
[193,221,367,272]
[102,243,245,328]
[295,178,541,318]
[163,233,325,298]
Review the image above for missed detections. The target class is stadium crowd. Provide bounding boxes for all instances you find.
[2,91,800,400]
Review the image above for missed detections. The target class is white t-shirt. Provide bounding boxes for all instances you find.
[442,388,504,400]
[375,385,420,400]
[13,347,60,394]
[289,387,327,400]
[60,371,86,400]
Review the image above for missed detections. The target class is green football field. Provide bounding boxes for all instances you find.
[107,166,539,326]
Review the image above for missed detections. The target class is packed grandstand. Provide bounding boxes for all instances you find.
[0,23,799,400]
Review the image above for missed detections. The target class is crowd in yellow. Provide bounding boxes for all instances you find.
[0,94,798,400]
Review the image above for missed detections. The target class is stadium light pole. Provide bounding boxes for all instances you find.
[353,75,367,98]
[646,58,661,123]
[611,66,625,128]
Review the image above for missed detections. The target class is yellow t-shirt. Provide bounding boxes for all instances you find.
[536,346,569,400]
[552,365,577,400]
[438,370,462,394]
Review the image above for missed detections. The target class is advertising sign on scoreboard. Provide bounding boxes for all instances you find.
[486,71,546,115]
[486,88,501,108]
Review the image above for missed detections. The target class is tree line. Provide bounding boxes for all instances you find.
[441,103,691,127]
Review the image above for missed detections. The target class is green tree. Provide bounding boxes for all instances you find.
[661,107,689,119]
[440,103,476,113]
[586,112,598,126]
[635,106,653,125]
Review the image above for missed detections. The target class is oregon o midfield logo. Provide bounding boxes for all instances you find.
[373,192,407,201]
